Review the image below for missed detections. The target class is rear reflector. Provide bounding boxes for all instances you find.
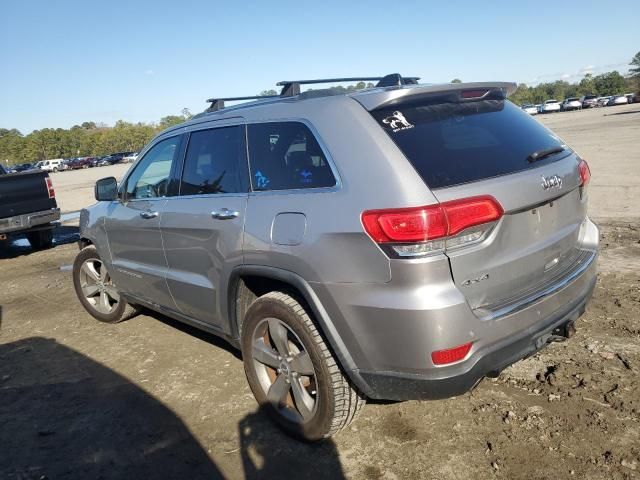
[431,342,473,365]
[362,196,502,244]
[45,177,55,198]
[578,159,591,187]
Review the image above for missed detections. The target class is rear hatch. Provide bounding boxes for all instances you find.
[366,86,589,313]
[0,170,57,218]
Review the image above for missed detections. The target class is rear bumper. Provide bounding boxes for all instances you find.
[0,208,60,234]
[358,275,595,400]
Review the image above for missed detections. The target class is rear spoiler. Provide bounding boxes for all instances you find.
[352,82,517,111]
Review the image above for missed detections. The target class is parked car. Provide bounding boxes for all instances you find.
[123,151,139,163]
[68,157,95,170]
[539,99,561,113]
[597,96,612,107]
[625,93,637,103]
[580,95,598,108]
[521,104,537,115]
[35,158,65,172]
[0,163,60,248]
[561,98,582,111]
[607,95,629,106]
[73,76,598,441]
[12,163,35,172]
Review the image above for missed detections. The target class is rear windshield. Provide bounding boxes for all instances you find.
[372,99,569,189]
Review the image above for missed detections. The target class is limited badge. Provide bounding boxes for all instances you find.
[382,111,414,132]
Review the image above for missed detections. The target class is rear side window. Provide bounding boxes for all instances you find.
[247,122,336,191]
[372,100,569,189]
[180,126,248,195]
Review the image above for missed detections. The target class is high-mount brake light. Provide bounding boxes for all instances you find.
[461,89,489,99]
[362,196,503,257]
[45,177,55,199]
[578,159,591,187]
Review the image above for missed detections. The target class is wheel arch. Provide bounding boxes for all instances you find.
[227,265,372,396]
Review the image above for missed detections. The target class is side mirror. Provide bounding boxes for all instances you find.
[95,177,118,201]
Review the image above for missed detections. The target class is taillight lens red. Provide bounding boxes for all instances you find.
[45,177,55,198]
[578,159,591,187]
[461,89,488,99]
[362,196,503,244]
[431,342,473,365]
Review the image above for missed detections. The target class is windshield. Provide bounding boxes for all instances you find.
[372,99,570,189]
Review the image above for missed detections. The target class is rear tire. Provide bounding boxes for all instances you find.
[241,291,365,441]
[27,230,53,250]
[73,245,139,323]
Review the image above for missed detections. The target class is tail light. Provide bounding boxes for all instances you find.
[578,159,591,187]
[431,342,473,365]
[362,196,503,257]
[45,177,55,198]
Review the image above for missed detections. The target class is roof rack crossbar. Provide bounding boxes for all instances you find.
[205,95,280,112]
[277,74,420,97]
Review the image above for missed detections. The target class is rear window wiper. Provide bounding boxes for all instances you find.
[527,146,565,163]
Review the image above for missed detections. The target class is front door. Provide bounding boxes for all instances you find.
[105,135,181,307]
[161,124,248,330]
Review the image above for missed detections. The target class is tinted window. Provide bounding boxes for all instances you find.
[180,126,247,195]
[247,122,336,191]
[372,100,569,189]
[126,136,179,199]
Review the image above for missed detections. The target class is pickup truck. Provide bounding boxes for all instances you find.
[0,163,61,249]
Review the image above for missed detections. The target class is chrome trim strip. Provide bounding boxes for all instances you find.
[476,249,597,321]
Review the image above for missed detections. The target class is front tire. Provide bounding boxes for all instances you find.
[241,291,365,441]
[72,245,138,323]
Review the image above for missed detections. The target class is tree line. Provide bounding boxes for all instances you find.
[2,51,639,167]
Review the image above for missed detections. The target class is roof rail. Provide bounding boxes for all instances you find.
[277,73,420,97]
[205,95,280,112]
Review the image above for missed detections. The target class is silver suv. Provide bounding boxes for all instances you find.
[73,74,598,441]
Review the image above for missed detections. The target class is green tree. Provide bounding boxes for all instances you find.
[451,78,462,83]
[593,71,626,95]
[259,89,278,96]
[630,51,640,79]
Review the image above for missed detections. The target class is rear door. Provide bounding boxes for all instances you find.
[105,135,182,307]
[161,122,249,329]
[371,93,588,312]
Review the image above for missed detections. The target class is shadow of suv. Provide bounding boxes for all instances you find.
[73,74,598,441]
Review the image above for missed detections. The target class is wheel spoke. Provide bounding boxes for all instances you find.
[82,262,100,281]
[253,340,280,368]
[267,372,290,405]
[268,319,290,357]
[82,284,100,297]
[290,377,315,420]
[100,265,108,282]
[99,291,111,313]
[289,351,314,376]
[104,285,120,302]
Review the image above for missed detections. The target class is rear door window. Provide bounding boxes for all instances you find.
[247,122,336,191]
[180,126,248,195]
[372,100,570,189]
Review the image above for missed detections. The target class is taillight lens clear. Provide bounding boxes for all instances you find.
[362,196,503,257]
[45,177,55,198]
[431,342,473,365]
[578,159,591,187]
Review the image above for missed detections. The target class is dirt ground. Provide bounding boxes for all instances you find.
[1,104,639,479]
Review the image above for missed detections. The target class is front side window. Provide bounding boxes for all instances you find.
[247,122,336,191]
[180,125,247,195]
[126,136,179,200]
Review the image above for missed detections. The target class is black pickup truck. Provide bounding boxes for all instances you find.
[0,163,61,249]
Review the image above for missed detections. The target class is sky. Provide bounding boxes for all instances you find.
[1,0,638,133]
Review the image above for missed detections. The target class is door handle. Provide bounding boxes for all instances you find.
[211,208,239,220]
[139,210,159,219]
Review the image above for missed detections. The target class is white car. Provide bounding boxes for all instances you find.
[521,104,538,115]
[35,158,65,172]
[561,98,582,111]
[123,152,139,163]
[607,95,628,106]
[540,99,561,113]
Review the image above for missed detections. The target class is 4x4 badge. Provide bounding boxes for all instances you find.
[382,111,414,132]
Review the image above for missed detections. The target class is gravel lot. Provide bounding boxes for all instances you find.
[1,103,639,479]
